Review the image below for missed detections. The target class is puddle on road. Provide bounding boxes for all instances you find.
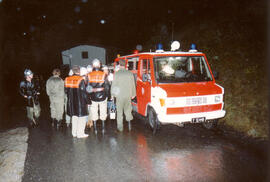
[135,134,225,181]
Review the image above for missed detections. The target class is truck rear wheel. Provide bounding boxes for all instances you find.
[202,119,218,129]
[148,108,160,134]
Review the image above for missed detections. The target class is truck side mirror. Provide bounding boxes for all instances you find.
[142,73,151,82]
[212,70,219,80]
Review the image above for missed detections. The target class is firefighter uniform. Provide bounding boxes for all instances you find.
[87,69,109,134]
[111,65,136,132]
[46,73,65,125]
[19,69,41,126]
[65,73,89,138]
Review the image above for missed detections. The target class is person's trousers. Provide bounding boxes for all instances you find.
[26,103,41,121]
[49,99,64,121]
[87,104,92,121]
[71,116,87,137]
[66,115,71,124]
[116,97,133,131]
[90,99,107,121]
[64,94,70,124]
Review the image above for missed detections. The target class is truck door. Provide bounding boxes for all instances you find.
[137,56,151,116]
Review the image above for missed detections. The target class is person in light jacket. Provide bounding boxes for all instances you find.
[111,59,136,132]
[46,68,65,127]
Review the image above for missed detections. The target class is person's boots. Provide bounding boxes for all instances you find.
[28,119,34,128]
[57,120,62,129]
[93,120,97,135]
[51,119,55,127]
[128,121,131,131]
[102,120,105,134]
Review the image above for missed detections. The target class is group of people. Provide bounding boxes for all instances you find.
[19,59,136,139]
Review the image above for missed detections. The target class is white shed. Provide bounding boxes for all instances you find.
[61,45,106,67]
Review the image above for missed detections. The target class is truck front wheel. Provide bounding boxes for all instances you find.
[148,108,160,134]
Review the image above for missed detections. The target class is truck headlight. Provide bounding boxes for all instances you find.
[167,99,175,106]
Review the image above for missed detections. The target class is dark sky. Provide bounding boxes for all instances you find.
[0,0,267,73]
[2,0,249,50]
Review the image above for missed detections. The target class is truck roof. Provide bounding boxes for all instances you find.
[118,51,204,58]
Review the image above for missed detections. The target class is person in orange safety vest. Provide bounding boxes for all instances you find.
[65,65,89,138]
[87,59,110,134]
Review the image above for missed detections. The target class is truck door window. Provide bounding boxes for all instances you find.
[142,59,147,74]
[142,59,151,82]
[128,61,134,70]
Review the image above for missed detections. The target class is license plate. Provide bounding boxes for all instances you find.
[192,117,205,123]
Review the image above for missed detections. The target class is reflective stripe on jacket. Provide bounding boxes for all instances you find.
[65,75,84,88]
[87,71,109,102]
[19,80,40,107]
[88,71,106,83]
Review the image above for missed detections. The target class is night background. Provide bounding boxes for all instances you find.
[0,1,268,136]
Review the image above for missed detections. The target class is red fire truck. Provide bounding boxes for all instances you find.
[114,41,226,133]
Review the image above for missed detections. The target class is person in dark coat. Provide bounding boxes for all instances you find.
[65,65,89,138]
[19,69,41,127]
[87,59,110,134]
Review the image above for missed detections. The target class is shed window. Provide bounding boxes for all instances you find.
[82,51,88,59]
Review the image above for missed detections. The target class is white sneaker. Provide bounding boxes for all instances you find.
[77,134,89,138]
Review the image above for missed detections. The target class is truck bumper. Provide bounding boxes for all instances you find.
[157,110,226,124]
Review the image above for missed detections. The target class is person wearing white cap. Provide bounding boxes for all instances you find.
[87,59,110,134]
[86,65,93,73]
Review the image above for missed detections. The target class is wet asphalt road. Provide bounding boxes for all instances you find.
[22,111,268,182]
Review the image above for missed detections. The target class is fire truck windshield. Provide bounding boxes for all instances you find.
[154,56,213,83]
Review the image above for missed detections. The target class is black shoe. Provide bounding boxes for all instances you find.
[28,121,35,128]
[93,120,97,135]
[58,120,62,126]
[102,120,105,134]
[51,119,56,127]
[116,128,123,133]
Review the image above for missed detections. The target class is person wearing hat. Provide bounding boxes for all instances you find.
[111,59,136,132]
[46,68,65,128]
[19,69,41,127]
[65,65,89,138]
[87,59,110,134]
